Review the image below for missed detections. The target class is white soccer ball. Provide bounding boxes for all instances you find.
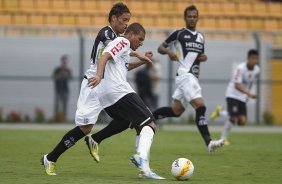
[171,158,194,180]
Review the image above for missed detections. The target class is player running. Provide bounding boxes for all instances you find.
[152,5,224,152]
[90,22,164,179]
[210,49,260,145]
[41,2,131,175]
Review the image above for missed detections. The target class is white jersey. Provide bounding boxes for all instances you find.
[226,62,260,102]
[97,37,135,108]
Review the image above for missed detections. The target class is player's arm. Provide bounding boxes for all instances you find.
[158,42,179,61]
[198,53,207,62]
[88,52,112,88]
[235,83,256,99]
[128,51,153,71]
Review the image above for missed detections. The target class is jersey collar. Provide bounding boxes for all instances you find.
[108,26,119,37]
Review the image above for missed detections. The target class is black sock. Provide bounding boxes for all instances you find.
[91,119,129,144]
[153,107,178,120]
[195,106,211,146]
[47,126,85,162]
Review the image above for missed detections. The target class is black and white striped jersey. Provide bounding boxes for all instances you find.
[85,26,118,78]
[164,28,205,78]
[90,26,118,64]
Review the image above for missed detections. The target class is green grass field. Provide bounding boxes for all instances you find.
[0,128,281,184]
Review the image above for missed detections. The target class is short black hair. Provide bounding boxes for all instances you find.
[248,49,259,57]
[184,5,199,18]
[125,22,146,35]
[108,2,130,23]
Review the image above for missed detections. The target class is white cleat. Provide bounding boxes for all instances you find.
[41,154,56,175]
[130,154,165,180]
[208,139,225,153]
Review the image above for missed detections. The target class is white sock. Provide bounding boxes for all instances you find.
[219,110,228,118]
[137,126,154,161]
[221,119,233,140]
[135,135,140,152]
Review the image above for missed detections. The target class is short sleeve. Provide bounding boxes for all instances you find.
[232,66,243,83]
[99,27,116,45]
[164,30,179,45]
[103,37,130,62]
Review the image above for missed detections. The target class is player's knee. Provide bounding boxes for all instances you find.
[196,106,206,115]
[238,119,247,126]
[172,108,183,117]
[79,124,93,135]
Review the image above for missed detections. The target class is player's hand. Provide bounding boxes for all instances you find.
[198,54,207,62]
[167,50,179,61]
[145,51,153,59]
[139,55,153,65]
[88,76,101,88]
[248,93,257,99]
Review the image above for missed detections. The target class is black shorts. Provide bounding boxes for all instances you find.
[226,97,247,117]
[104,93,154,127]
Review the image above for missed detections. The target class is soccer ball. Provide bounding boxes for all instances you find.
[171,158,194,180]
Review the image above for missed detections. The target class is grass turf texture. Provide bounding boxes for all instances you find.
[0,128,281,184]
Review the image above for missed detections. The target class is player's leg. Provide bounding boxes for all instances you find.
[41,79,100,175]
[105,93,164,179]
[153,87,185,120]
[221,98,244,142]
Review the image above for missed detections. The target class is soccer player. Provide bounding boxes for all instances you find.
[41,2,131,175]
[210,49,260,144]
[90,22,164,179]
[152,5,224,152]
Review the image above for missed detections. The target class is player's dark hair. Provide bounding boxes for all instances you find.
[108,2,130,23]
[184,5,199,18]
[125,22,146,35]
[248,49,259,57]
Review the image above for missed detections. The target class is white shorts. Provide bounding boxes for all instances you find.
[172,74,202,108]
[75,79,103,126]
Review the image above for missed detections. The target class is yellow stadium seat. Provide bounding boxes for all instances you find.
[144,1,160,14]
[206,3,222,16]
[128,1,144,14]
[171,16,184,28]
[14,14,28,25]
[0,13,12,24]
[218,18,233,29]
[82,0,98,13]
[202,17,217,29]
[237,3,253,16]
[93,14,108,27]
[67,0,82,13]
[35,0,50,11]
[222,2,237,16]
[267,3,282,17]
[3,0,19,10]
[50,0,66,12]
[30,14,44,25]
[77,15,92,26]
[234,18,249,30]
[96,0,113,14]
[160,1,176,14]
[61,14,76,25]
[264,19,280,31]
[252,2,267,16]
[249,18,264,30]
[19,0,34,10]
[156,16,170,28]
[140,16,155,27]
[46,14,60,25]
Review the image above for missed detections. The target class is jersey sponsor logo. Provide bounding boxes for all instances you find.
[185,42,204,53]
[110,39,128,56]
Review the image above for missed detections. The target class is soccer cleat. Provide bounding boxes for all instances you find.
[84,135,100,163]
[224,139,231,146]
[207,139,225,153]
[130,154,141,168]
[130,154,165,180]
[210,105,223,121]
[41,154,56,175]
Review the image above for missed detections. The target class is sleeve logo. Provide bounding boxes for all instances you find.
[110,40,128,56]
